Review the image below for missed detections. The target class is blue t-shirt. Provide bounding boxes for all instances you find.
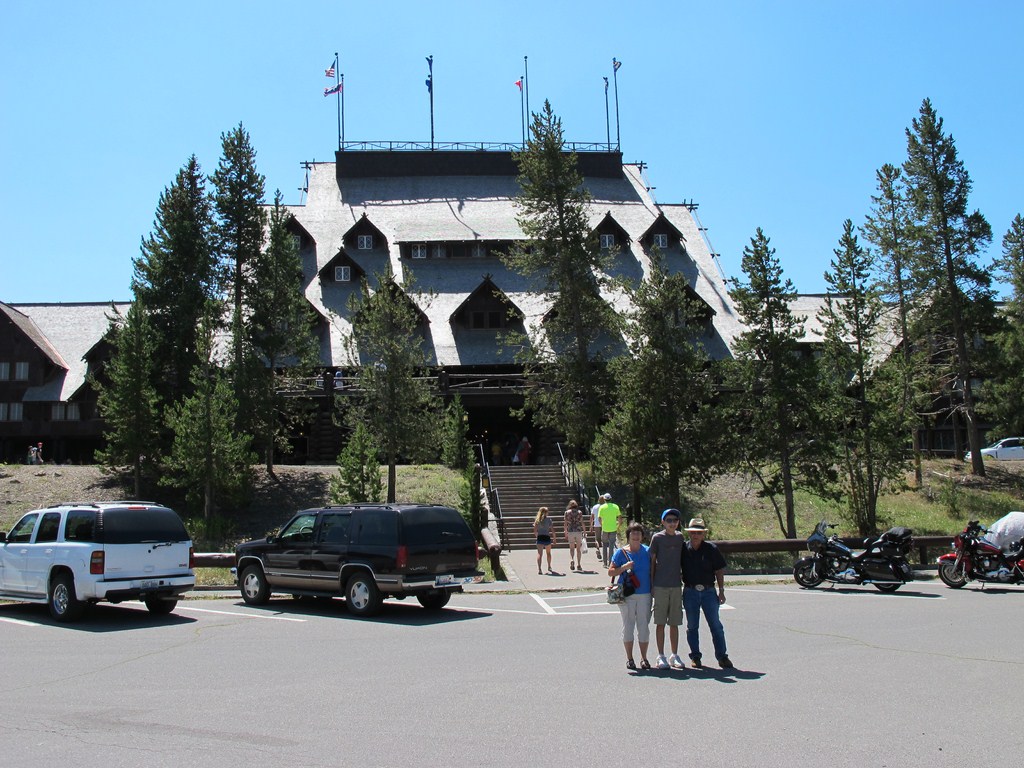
[611,545,652,595]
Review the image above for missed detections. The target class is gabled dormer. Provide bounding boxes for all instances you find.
[342,213,387,253]
[318,249,367,285]
[285,216,315,252]
[593,211,630,252]
[450,276,525,330]
[640,213,685,253]
[353,279,430,329]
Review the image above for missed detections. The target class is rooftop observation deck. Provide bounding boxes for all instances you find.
[333,141,624,179]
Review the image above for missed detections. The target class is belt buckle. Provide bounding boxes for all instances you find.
[694,584,705,591]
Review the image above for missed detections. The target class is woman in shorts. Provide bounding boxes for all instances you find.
[533,506,555,574]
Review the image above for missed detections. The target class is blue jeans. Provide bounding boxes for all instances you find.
[683,586,727,661]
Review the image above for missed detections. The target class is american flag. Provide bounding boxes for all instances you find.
[325,62,336,78]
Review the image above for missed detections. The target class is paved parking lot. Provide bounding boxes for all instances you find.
[0,581,1021,767]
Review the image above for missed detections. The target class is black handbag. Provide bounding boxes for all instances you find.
[620,550,640,597]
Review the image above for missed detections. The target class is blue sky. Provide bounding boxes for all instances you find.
[2,0,1021,303]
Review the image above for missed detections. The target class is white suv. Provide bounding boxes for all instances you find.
[0,501,195,621]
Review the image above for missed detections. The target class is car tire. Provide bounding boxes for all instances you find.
[145,598,178,615]
[240,564,271,605]
[344,571,383,617]
[49,572,86,622]
[416,590,452,610]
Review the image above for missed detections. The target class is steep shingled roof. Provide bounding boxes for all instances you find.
[289,154,744,366]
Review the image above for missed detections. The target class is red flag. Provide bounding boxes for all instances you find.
[324,82,343,97]
[515,79,522,91]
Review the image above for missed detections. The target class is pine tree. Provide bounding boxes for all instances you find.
[863,163,926,486]
[329,422,384,504]
[592,250,715,512]
[247,191,320,472]
[981,215,1024,436]
[440,395,472,470]
[903,99,994,474]
[341,267,441,502]
[726,228,831,538]
[93,302,162,498]
[161,313,255,519]
[503,101,620,454]
[210,123,267,432]
[132,155,218,410]
[818,221,911,534]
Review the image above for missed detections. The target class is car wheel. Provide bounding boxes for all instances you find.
[145,598,178,615]
[49,572,85,622]
[416,590,452,610]
[240,564,271,605]
[345,571,383,617]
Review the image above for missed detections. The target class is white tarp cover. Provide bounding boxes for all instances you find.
[985,511,1024,552]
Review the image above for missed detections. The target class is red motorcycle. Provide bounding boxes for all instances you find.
[937,520,1024,588]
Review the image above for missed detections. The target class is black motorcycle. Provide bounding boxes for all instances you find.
[793,520,914,592]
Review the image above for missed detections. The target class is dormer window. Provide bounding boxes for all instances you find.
[432,244,447,259]
[599,234,616,250]
[653,233,669,249]
[291,234,303,251]
[357,235,374,250]
[14,362,28,380]
[335,266,352,282]
[470,310,504,330]
[411,244,428,259]
[470,243,487,258]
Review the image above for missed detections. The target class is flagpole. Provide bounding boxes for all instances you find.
[603,77,610,150]
[426,56,435,149]
[524,55,530,125]
[520,75,525,146]
[612,58,621,150]
[341,73,346,145]
[334,53,341,150]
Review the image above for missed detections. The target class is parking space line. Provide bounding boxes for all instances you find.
[529,593,557,614]
[0,617,40,627]
[176,606,307,622]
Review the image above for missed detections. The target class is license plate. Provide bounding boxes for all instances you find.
[434,575,454,587]
[140,580,157,589]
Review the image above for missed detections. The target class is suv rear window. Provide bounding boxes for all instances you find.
[401,507,472,544]
[98,507,190,544]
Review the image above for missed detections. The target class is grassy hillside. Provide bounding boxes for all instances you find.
[2,459,1022,550]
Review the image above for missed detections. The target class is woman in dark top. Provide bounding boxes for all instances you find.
[533,506,555,574]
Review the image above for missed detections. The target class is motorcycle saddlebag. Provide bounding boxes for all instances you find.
[880,527,913,554]
[860,557,901,581]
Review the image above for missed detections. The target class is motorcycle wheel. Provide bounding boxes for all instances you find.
[873,582,901,592]
[938,560,968,589]
[793,559,824,588]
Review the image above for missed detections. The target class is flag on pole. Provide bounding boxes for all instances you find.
[613,58,622,72]
[603,76,609,92]
[324,82,343,97]
[515,79,522,91]
[325,63,336,78]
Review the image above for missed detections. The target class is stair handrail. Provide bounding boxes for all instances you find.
[490,488,509,552]
[556,442,588,509]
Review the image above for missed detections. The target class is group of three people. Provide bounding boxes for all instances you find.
[609,510,732,672]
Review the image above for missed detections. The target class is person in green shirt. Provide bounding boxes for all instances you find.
[597,495,622,567]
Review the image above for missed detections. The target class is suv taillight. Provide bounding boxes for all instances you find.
[397,545,408,569]
[90,551,105,575]
[189,546,195,569]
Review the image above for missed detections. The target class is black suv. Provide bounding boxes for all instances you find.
[233,504,483,617]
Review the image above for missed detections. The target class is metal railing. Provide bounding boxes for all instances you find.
[338,140,619,153]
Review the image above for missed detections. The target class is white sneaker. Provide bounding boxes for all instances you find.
[656,655,670,670]
[669,654,684,669]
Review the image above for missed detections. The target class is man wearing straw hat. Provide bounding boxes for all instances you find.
[681,517,733,669]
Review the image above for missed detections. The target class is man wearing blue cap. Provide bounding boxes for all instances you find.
[649,508,685,670]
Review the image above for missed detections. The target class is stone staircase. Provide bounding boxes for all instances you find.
[487,464,579,550]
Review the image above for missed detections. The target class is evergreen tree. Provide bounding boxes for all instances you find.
[503,101,620,454]
[329,422,384,504]
[93,303,162,498]
[903,99,994,474]
[818,221,911,535]
[727,228,832,538]
[132,155,218,409]
[247,191,320,472]
[863,163,926,486]
[440,395,472,470]
[592,250,716,512]
[341,267,441,502]
[210,123,267,431]
[161,313,255,519]
[982,215,1024,436]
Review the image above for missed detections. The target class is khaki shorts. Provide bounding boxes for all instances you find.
[652,585,683,626]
